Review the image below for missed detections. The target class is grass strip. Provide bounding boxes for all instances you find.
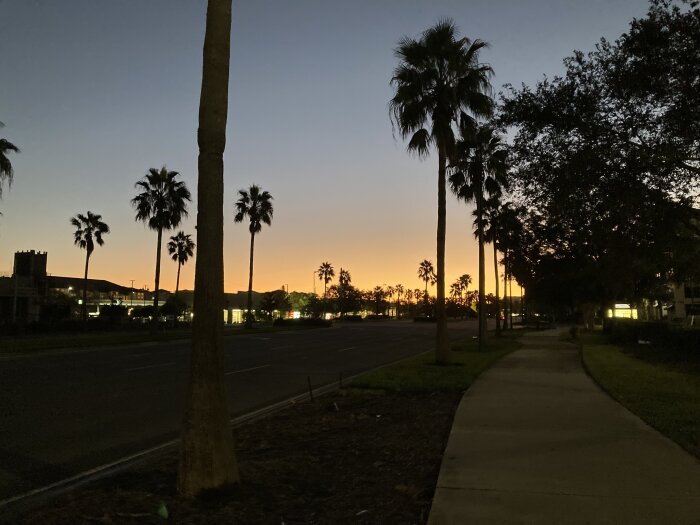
[581,332,700,458]
[352,332,522,393]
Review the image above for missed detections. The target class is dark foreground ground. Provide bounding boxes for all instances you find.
[16,390,460,524]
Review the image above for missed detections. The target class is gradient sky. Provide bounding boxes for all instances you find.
[0,0,650,295]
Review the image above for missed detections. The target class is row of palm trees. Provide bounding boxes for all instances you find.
[67,166,274,330]
[390,18,515,360]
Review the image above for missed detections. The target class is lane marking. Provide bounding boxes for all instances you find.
[125,362,175,372]
[225,364,271,376]
[338,346,357,352]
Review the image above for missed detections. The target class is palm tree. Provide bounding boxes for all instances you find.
[418,259,437,314]
[339,268,351,286]
[178,0,238,498]
[317,262,335,298]
[70,212,109,325]
[394,284,404,318]
[390,19,493,365]
[449,123,508,350]
[481,195,503,334]
[458,274,472,306]
[234,185,274,329]
[0,122,19,199]
[168,231,196,294]
[132,166,191,326]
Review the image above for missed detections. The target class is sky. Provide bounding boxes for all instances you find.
[0,0,651,295]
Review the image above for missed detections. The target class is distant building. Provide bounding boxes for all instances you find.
[671,281,700,320]
[0,250,161,324]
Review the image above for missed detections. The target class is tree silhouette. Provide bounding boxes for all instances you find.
[394,284,404,318]
[70,211,109,325]
[390,19,493,364]
[418,259,437,314]
[168,231,196,294]
[132,166,191,327]
[234,185,274,328]
[0,128,19,199]
[449,123,507,350]
[178,0,238,497]
[339,267,351,286]
[317,262,335,298]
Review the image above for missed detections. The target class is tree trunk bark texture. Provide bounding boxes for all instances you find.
[435,147,449,364]
[245,232,255,328]
[178,0,239,498]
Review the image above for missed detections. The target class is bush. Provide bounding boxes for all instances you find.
[340,315,363,322]
[99,304,128,319]
[603,318,700,357]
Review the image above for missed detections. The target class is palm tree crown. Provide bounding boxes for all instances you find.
[71,212,110,255]
[389,19,493,159]
[449,123,508,205]
[132,167,191,231]
[339,268,351,286]
[233,185,274,234]
[318,262,335,286]
[168,231,196,266]
[418,259,436,287]
[0,130,20,198]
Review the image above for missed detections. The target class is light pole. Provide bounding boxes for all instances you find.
[130,279,135,307]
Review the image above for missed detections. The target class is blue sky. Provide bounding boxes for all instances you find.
[0,0,650,293]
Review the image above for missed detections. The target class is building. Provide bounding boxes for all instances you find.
[0,250,161,325]
[671,281,700,320]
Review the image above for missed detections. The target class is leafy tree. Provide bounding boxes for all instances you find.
[259,289,291,320]
[168,231,196,294]
[0,122,19,199]
[390,19,493,364]
[132,166,191,326]
[234,185,274,328]
[328,283,363,317]
[317,262,335,298]
[161,295,189,318]
[70,211,110,325]
[178,0,238,497]
[499,0,700,320]
[449,123,508,349]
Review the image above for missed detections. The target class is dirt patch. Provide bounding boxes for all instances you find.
[17,390,461,524]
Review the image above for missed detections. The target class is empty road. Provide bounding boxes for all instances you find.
[0,320,478,501]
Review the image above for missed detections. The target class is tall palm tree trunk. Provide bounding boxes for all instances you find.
[175,261,182,294]
[178,0,238,497]
[493,242,501,335]
[503,253,508,331]
[152,225,163,331]
[509,267,514,330]
[245,232,255,328]
[82,251,91,327]
[435,148,449,365]
[477,184,487,351]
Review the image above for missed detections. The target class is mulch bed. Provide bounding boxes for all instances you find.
[18,389,461,524]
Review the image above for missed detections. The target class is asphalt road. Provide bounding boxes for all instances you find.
[0,320,479,501]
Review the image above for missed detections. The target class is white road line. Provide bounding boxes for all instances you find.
[125,362,175,372]
[338,346,357,352]
[225,364,271,376]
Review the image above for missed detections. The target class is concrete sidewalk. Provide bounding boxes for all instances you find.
[428,329,700,524]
